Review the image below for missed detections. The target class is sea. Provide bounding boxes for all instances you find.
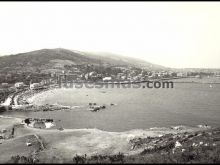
[3,81,220,132]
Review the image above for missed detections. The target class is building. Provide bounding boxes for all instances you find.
[14,82,25,88]
[103,77,112,81]
[1,83,9,88]
[177,72,187,77]
[30,83,42,90]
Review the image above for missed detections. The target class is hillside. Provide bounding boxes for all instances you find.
[81,51,166,70]
[0,48,165,73]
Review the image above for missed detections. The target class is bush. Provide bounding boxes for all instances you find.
[9,155,39,164]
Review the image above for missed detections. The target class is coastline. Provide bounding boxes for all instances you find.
[0,84,219,163]
[2,76,220,108]
[0,78,220,163]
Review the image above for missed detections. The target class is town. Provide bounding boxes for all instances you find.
[1,63,220,104]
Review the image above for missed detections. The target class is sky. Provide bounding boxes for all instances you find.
[0,2,220,68]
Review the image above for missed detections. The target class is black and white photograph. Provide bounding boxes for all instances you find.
[0,1,220,164]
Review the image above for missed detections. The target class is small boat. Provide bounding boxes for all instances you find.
[209,84,213,88]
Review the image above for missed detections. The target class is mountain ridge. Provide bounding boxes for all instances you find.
[0,48,166,72]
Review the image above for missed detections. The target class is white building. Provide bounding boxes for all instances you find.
[15,82,25,88]
[103,77,112,81]
[30,83,41,90]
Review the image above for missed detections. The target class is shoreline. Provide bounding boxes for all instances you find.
[2,76,220,108]
[0,79,220,163]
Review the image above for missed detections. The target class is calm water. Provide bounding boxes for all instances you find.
[3,83,220,132]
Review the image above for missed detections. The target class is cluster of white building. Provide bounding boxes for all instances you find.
[14,82,43,90]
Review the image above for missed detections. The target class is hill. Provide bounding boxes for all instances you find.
[81,51,166,70]
[0,48,166,73]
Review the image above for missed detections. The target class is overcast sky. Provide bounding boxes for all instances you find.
[0,2,220,68]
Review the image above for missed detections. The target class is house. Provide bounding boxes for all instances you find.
[177,72,187,77]
[26,142,32,146]
[89,71,97,76]
[1,83,9,88]
[14,82,25,88]
[41,79,50,85]
[121,75,126,80]
[30,83,42,90]
[103,77,112,81]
